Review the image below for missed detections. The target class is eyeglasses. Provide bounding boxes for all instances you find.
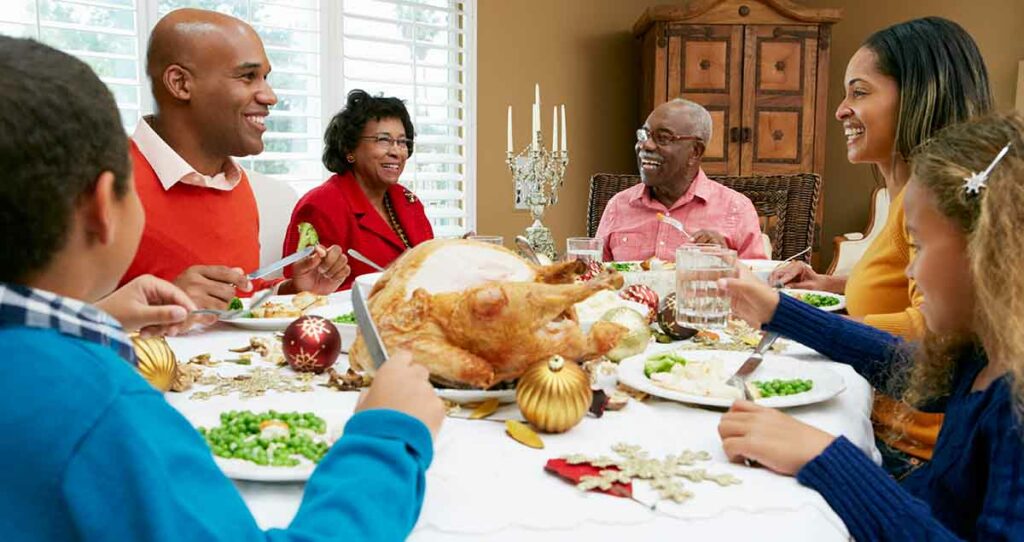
[360,134,414,154]
[636,127,703,147]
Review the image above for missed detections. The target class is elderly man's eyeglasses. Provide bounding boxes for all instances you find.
[636,128,703,147]
[360,134,414,154]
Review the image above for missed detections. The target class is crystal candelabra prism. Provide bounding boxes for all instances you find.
[507,132,569,261]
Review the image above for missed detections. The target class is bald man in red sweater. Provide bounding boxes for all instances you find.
[120,9,349,309]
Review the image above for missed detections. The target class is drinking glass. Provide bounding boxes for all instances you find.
[675,244,737,329]
[468,235,504,246]
[566,237,604,264]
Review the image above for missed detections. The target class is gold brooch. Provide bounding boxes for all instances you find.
[404,189,418,203]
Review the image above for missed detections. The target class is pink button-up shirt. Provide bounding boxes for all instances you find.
[132,116,243,191]
[596,169,767,261]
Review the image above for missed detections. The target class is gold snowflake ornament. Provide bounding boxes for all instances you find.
[564,443,741,507]
[299,317,331,341]
[288,349,322,372]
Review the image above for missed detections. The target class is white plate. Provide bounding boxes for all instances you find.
[435,388,517,404]
[620,270,675,298]
[193,407,345,483]
[214,456,318,482]
[618,348,846,409]
[781,289,846,312]
[739,259,787,282]
[221,293,354,334]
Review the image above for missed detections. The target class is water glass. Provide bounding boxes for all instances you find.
[675,245,737,329]
[566,237,604,264]
[469,235,504,246]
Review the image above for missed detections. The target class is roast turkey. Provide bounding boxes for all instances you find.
[349,239,627,389]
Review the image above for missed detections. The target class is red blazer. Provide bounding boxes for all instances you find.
[282,172,434,290]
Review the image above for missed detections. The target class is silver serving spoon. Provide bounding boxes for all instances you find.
[514,235,542,265]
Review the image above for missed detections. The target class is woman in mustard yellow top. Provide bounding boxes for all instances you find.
[769,17,992,477]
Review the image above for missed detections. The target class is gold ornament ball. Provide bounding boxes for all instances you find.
[131,334,178,392]
[516,355,591,433]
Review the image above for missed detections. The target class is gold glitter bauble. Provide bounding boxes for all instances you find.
[516,355,591,433]
[131,334,178,392]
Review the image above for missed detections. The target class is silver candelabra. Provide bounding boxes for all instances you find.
[507,132,569,261]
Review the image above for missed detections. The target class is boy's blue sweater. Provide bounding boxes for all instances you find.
[0,325,432,541]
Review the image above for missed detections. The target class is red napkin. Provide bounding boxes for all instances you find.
[544,458,632,498]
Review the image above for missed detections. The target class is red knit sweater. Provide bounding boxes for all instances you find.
[119,141,263,290]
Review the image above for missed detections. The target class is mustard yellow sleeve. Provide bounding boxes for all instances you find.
[862,201,926,340]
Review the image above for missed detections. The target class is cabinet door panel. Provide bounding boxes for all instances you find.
[742,25,819,174]
[665,23,743,175]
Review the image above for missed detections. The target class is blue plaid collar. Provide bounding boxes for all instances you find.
[0,283,135,365]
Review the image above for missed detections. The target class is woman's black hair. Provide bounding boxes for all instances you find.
[863,16,993,160]
[323,89,415,174]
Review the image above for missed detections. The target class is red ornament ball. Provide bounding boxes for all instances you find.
[620,284,659,322]
[578,260,605,282]
[283,315,341,373]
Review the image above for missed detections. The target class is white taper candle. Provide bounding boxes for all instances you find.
[551,106,559,152]
[560,105,567,153]
[507,105,513,153]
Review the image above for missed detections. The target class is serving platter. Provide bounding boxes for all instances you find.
[435,388,517,404]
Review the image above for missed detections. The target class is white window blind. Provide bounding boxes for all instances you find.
[0,0,144,132]
[340,0,471,237]
[0,0,475,235]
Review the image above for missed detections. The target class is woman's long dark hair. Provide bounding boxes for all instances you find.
[863,17,992,162]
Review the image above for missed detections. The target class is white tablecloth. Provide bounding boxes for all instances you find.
[166,323,879,542]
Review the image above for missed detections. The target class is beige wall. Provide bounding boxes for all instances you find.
[475,0,1024,267]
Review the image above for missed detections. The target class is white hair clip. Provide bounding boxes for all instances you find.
[963,142,1012,196]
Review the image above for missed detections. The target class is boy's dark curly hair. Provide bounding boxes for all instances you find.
[323,89,415,175]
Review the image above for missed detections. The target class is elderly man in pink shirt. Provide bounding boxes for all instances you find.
[597,99,766,262]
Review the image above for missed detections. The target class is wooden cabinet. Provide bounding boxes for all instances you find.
[635,0,841,253]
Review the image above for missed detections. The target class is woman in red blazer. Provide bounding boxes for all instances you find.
[283,90,434,290]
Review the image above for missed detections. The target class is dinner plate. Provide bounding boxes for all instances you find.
[435,387,517,404]
[214,456,318,482]
[188,404,346,483]
[739,259,787,282]
[618,348,846,409]
[620,270,675,298]
[781,288,846,313]
[221,293,354,333]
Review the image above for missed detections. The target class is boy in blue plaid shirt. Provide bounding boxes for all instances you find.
[0,35,444,541]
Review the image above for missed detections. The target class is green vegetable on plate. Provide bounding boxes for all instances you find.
[644,351,688,377]
[332,312,357,324]
[606,262,637,272]
[199,410,330,467]
[794,293,839,308]
[753,378,813,398]
[228,297,243,311]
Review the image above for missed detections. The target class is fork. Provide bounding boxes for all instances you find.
[656,212,692,239]
[191,289,274,320]
[346,248,386,272]
[769,247,813,288]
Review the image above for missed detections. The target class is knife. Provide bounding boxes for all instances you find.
[351,282,389,369]
[248,246,315,280]
[725,331,780,399]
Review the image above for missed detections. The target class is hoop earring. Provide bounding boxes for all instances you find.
[347,155,355,163]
